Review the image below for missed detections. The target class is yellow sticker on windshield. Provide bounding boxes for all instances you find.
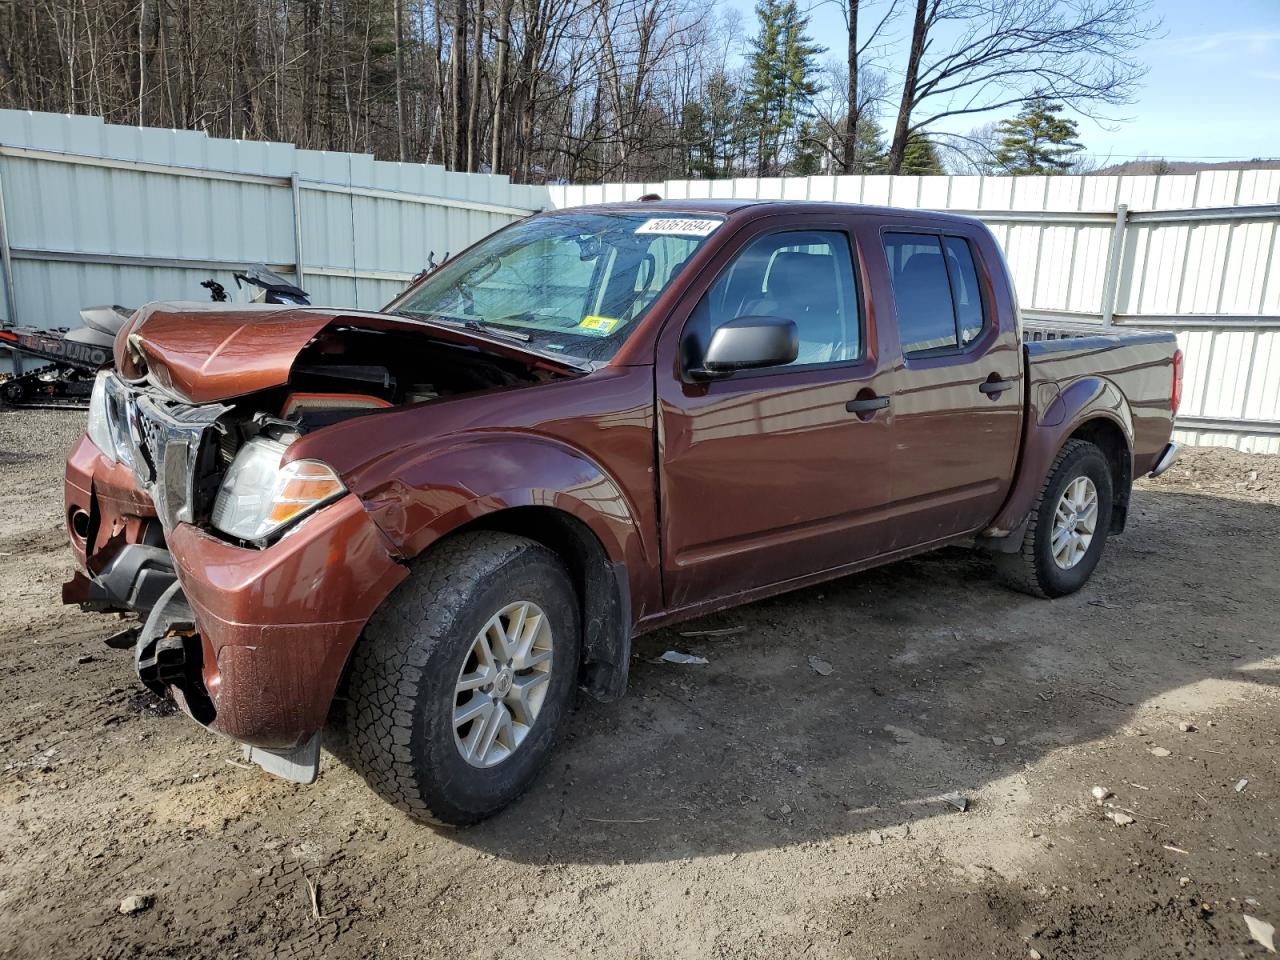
[578,315,621,335]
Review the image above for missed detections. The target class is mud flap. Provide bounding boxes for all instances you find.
[242,733,321,785]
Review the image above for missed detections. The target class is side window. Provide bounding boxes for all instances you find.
[944,236,985,345]
[883,232,988,355]
[687,230,861,368]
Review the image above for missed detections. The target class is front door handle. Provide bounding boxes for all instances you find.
[979,379,1015,396]
[846,395,891,413]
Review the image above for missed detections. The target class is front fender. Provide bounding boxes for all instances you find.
[356,432,649,582]
[985,375,1133,539]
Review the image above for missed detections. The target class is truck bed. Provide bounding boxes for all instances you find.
[1023,324,1179,477]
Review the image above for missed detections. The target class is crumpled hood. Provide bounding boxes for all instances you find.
[114,301,586,406]
[114,302,340,404]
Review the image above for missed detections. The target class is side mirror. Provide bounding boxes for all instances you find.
[690,316,799,379]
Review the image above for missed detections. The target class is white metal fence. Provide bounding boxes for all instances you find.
[0,110,547,330]
[2,111,1278,452]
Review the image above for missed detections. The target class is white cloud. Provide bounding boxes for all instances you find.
[1152,29,1280,58]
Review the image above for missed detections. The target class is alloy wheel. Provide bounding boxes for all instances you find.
[452,601,554,768]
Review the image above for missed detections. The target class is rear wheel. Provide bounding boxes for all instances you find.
[345,531,580,825]
[994,439,1114,598]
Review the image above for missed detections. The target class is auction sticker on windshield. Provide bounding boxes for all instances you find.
[577,315,621,335]
[634,218,721,237]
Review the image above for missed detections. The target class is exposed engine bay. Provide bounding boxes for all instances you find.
[93,318,570,550]
[239,323,559,426]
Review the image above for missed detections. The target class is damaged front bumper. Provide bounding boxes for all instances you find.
[64,433,407,780]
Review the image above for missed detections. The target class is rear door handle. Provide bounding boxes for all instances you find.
[846,395,891,413]
[979,379,1015,395]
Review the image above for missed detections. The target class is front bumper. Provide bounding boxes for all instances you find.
[163,495,407,748]
[64,433,407,750]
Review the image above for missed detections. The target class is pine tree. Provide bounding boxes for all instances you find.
[818,112,888,173]
[853,116,888,173]
[994,95,1085,175]
[744,0,824,176]
[681,101,714,179]
[898,135,943,175]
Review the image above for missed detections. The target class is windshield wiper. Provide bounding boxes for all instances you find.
[389,309,595,371]
[391,309,530,342]
[461,319,532,342]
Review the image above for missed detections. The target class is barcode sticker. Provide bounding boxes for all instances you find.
[634,218,722,237]
[578,315,621,335]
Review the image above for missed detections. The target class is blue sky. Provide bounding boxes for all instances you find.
[720,0,1280,163]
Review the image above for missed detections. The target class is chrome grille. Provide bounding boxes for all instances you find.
[121,391,230,532]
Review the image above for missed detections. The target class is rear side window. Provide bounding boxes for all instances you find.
[883,233,987,355]
[944,237,985,344]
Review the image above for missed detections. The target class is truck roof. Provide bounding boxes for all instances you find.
[554,197,985,227]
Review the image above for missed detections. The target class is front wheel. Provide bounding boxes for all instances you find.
[994,439,1114,598]
[344,531,580,825]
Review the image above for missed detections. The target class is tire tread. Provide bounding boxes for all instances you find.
[344,531,556,825]
[995,438,1100,599]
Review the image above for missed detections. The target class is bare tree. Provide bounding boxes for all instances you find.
[835,0,898,172]
[489,0,513,171]
[6,0,1153,185]
[885,0,1157,174]
[395,0,408,160]
[449,0,469,168]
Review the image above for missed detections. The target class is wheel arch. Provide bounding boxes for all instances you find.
[983,374,1134,549]
[451,505,633,701]
[1065,416,1132,533]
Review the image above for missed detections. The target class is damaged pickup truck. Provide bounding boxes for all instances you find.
[62,199,1182,824]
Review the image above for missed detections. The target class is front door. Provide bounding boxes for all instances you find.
[656,221,894,611]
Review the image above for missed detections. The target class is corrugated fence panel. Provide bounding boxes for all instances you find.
[1175,331,1213,418]
[1244,332,1280,421]
[1220,221,1275,313]
[1201,331,1254,419]
[0,110,548,332]
[1068,226,1111,314]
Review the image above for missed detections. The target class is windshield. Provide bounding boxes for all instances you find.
[386,212,724,363]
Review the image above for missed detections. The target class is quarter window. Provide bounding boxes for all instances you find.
[883,233,988,355]
[686,230,861,368]
[944,237,985,345]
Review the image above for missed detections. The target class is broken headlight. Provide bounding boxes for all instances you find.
[86,371,134,468]
[210,436,345,542]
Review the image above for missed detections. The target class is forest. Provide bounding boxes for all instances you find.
[0,0,1155,182]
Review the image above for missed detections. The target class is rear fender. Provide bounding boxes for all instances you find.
[983,376,1133,545]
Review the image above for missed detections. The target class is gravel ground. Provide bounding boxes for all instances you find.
[0,407,1277,959]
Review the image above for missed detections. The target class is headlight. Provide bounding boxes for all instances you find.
[86,371,134,468]
[86,372,115,461]
[211,437,345,542]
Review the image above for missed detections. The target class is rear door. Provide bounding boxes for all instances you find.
[870,222,1023,549]
[655,214,895,610]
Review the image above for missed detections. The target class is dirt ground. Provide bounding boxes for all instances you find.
[0,409,1277,960]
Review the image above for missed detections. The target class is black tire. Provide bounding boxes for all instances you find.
[344,531,580,825]
[994,439,1114,599]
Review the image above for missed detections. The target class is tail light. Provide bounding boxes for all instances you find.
[1171,349,1183,415]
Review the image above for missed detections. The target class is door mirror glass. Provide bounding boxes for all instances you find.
[694,315,799,378]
